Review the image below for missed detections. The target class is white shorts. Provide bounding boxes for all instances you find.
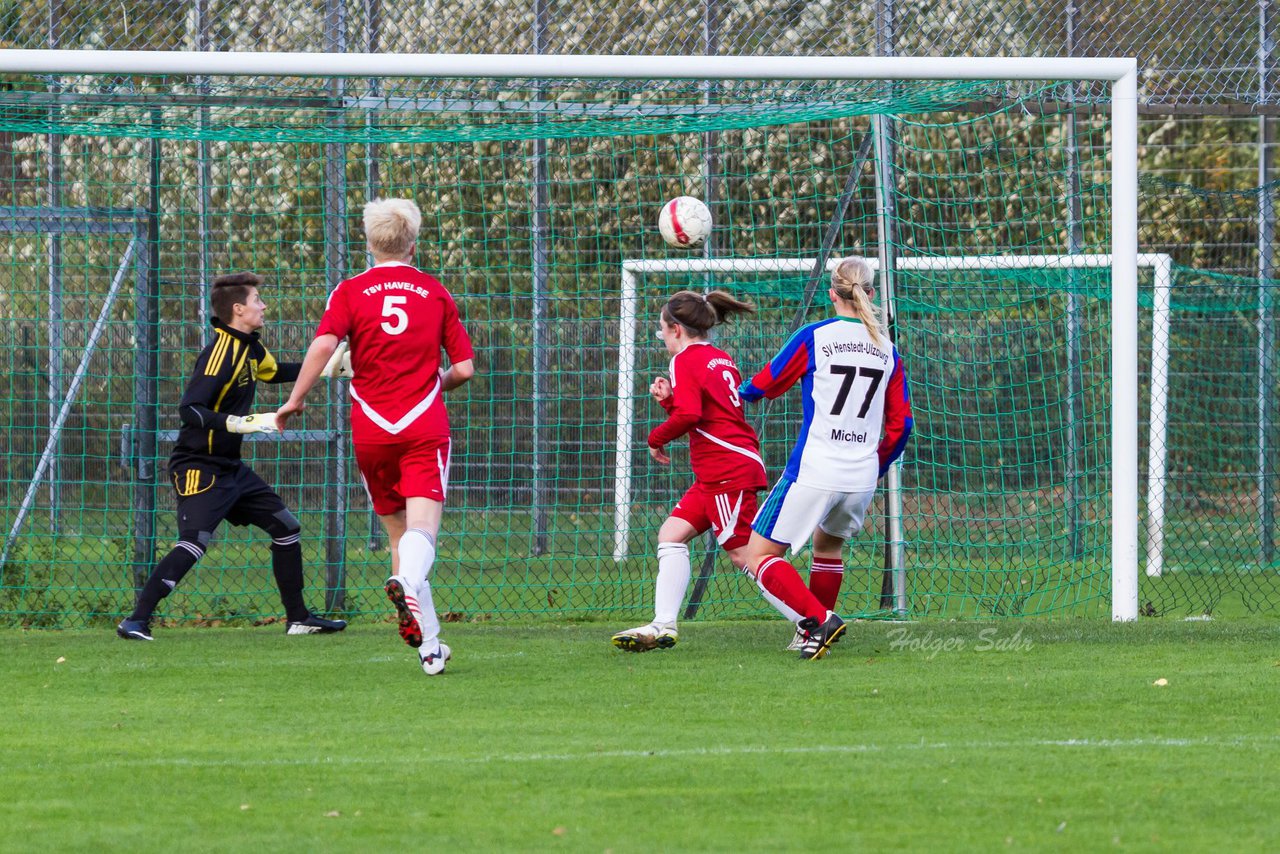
[752,478,876,551]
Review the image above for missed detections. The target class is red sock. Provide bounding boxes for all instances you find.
[809,557,844,612]
[757,556,827,621]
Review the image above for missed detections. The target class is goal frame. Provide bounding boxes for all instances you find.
[615,254,1167,624]
[0,50,1140,619]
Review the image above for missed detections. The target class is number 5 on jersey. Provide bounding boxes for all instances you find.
[381,295,409,335]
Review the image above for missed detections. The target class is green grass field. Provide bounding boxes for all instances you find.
[2,618,1277,851]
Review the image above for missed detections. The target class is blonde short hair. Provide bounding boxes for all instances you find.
[363,198,422,259]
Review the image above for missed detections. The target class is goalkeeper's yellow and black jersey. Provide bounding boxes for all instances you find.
[170,319,300,469]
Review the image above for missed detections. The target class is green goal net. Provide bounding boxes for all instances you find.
[0,61,1153,627]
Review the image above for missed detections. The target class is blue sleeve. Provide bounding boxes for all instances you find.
[739,325,814,403]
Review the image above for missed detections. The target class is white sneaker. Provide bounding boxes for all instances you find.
[611,623,678,652]
[420,642,451,676]
[785,627,806,651]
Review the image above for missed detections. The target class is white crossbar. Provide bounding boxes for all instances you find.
[0,51,1136,82]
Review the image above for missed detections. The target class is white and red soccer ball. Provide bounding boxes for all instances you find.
[658,196,712,248]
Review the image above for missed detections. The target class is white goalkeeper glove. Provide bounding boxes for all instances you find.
[321,342,354,379]
[225,413,279,435]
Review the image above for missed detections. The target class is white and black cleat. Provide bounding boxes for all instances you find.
[420,643,452,676]
[116,619,154,641]
[286,614,347,635]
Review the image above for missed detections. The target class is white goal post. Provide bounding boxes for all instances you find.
[0,50,1141,617]
[614,252,1164,625]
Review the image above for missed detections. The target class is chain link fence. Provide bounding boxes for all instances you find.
[2,1,1279,623]
[2,1,1275,105]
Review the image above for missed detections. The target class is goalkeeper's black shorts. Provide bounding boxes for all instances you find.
[168,460,291,539]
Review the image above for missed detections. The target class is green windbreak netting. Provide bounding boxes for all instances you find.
[0,75,1086,142]
[1138,264,1280,617]
[0,70,1240,627]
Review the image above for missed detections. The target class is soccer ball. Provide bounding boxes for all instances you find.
[658,196,712,248]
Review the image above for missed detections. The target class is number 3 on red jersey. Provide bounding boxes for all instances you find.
[722,370,741,407]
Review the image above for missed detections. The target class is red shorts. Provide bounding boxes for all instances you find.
[354,437,451,515]
[670,483,759,552]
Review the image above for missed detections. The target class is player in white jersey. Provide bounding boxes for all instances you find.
[739,256,914,659]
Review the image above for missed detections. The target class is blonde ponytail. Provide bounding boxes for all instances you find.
[831,256,886,346]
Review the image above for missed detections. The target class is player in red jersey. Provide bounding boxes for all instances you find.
[612,289,789,652]
[277,198,475,676]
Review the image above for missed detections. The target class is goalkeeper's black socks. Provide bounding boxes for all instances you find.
[271,540,309,623]
[130,544,200,620]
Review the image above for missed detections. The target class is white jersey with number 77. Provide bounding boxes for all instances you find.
[739,316,913,493]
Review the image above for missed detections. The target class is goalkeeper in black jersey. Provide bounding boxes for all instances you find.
[117,272,347,641]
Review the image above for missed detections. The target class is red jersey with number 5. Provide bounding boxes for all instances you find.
[647,341,767,491]
[315,262,474,445]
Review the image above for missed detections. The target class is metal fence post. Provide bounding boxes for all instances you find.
[361,0,385,553]
[530,0,552,556]
[683,0,723,620]
[323,0,349,610]
[1259,0,1277,564]
[1065,0,1086,561]
[875,0,907,615]
[195,0,212,330]
[45,0,63,533]
[131,114,162,590]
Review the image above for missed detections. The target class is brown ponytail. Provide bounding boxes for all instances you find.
[831,256,886,346]
[662,289,755,337]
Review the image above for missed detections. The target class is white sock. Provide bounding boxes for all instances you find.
[742,566,803,622]
[413,579,442,649]
[398,528,436,589]
[653,542,691,628]
[399,529,441,647]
